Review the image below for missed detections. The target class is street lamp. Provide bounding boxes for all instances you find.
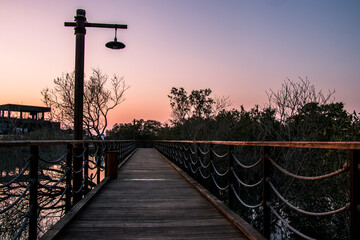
[106,27,126,49]
[65,9,127,141]
[64,9,127,204]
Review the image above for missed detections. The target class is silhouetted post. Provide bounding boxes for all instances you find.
[65,9,127,204]
[350,149,360,240]
[106,151,119,179]
[65,8,127,140]
[209,144,215,195]
[29,146,39,240]
[96,144,103,184]
[64,8,127,204]
[119,142,123,162]
[73,9,86,142]
[65,144,72,212]
[72,146,83,205]
[133,119,136,140]
[228,145,235,209]
[83,143,90,196]
[195,143,201,180]
[262,146,270,238]
[70,9,86,205]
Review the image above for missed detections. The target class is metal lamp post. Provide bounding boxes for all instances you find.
[65,9,127,141]
[65,9,127,204]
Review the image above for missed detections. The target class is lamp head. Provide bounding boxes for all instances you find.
[106,38,126,49]
[106,27,125,49]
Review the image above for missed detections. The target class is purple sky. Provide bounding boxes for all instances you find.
[0,0,359,127]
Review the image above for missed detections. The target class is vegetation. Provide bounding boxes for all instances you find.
[2,76,359,239]
[41,68,129,139]
[106,77,360,239]
[106,119,162,140]
[108,78,359,142]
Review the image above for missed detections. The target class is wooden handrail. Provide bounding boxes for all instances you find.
[0,140,137,147]
[155,140,360,150]
[1,140,360,149]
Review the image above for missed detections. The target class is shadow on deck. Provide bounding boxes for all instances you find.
[41,148,264,240]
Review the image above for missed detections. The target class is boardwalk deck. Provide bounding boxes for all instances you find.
[55,148,249,240]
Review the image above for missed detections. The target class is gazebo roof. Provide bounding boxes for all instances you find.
[0,104,50,113]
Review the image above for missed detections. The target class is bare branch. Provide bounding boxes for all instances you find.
[41,68,129,139]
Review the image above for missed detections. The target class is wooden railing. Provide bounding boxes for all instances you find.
[155,141,360,240]
[0,140,136,240]
[2,140,359,239]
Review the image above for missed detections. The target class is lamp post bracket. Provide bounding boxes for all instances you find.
[64,22,127,29]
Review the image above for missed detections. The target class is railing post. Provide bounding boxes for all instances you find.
[65,144,73,213]
[182,143,189,175]
[209,144,215,196]
[29,145,39,240]
[262,146,270,238]
[196,143,202,182]
[228,145,235,209]
[168,142,172,159]
[83,143,89,196]
[169,143,174,162]
[73,144,83,205]
[106,151,119,179]
[170,142,174,160]
[185,143,190,172]
[119,142,123,162]
[73,9,86,142]
[350,149,360,240]
[96,143,102,184]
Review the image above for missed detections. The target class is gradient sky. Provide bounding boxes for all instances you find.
[1,0,359,128]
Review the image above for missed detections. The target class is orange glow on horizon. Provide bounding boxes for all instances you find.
[0,0,359,129]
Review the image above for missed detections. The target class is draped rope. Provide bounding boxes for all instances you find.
[211,173,229,190]
[38,168,68,188]
[12,209,30,240]
[198,158,211,169]
[231,168,263,188]
[189,162,199,174]
[39,152,67,164]
[0,162,29,188]
[38,185,68,210]
[211,161,229,177]
[198,146,210,155]
[233,154,262,169]
[0,185,31,214]
[211,148,229,158]
[267,202,317,240]
[199,167,210,179]
[230,185,262,209]
[268,181,349,216]
[72,146,87,158]
[267,157,349,180]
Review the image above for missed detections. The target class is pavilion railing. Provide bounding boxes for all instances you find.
[155,141,360,240]
[0,140,137,240]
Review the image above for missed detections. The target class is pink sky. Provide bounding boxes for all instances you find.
[1,0,359,129]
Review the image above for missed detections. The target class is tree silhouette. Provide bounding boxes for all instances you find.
[41,68,129,139]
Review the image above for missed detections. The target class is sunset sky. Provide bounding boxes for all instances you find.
[0,0,359,128]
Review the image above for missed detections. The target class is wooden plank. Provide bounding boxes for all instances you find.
[54,148,250,240]
[57,226,248,240]
[155,149,267,240]
[40,176,111,240]
[40,149,136,240]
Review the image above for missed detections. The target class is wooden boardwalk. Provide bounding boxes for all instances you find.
[55,148,249,240]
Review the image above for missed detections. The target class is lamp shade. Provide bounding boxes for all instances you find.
[106,40,125,49]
